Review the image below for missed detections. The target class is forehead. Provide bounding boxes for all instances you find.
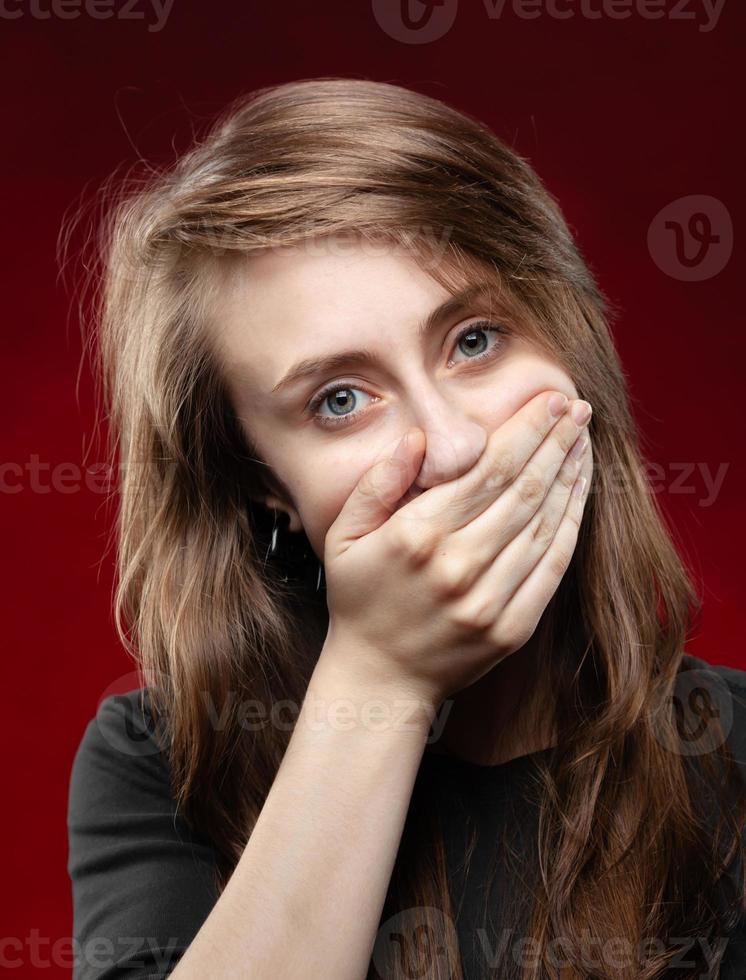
[211,242,454,389]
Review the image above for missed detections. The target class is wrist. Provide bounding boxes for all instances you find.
[307,645,440,740]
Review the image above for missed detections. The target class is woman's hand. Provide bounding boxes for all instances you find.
[319,389,593,708]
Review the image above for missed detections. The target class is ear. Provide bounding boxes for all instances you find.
[256,493,303,534]
[245,457,303,534]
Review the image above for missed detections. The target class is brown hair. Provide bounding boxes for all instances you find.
[64,77,746,979]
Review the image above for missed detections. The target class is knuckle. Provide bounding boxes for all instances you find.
[515,466,547,509]
[493,612,533,653]
[483,448,517,492]
[557,462,579,490]
[431,554,471,600]
[388,520,436,566]
[548,544,573,579]
[450,596,493,634]
[528,509,555,550]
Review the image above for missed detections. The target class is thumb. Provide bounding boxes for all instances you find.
[330,428,424,549]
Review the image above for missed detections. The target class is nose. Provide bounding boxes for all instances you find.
[409,391,488,492]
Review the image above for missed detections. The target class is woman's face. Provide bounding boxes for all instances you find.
[212,240,589,561]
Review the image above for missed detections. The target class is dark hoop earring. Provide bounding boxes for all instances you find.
[268,510,280,558]
[267,509,325,593]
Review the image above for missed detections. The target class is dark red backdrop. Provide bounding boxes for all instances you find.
[2,0,743,973]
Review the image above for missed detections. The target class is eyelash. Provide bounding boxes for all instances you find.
[307,319,508,429]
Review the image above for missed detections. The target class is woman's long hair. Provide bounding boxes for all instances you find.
[63,78,746,979]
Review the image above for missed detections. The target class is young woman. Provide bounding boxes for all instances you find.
[66,78,746,980]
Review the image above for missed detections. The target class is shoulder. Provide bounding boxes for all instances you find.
[67,688,219,979]
[68,687,174,819]
[682,652,746,693]
[679,651,746,692]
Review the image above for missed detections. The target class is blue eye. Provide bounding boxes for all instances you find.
[449,320,506,365]
[307,320,507,429]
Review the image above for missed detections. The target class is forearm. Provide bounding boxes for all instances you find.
[171,649,435,980]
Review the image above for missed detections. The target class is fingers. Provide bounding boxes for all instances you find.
[447,430,591,622]
[487,439,592,644]
[451,393,591,533]
[395,389,577,534]
[451,408,591,569]
[328,427,426,552]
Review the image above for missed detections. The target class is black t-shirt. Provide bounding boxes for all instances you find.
[66,654,746,979]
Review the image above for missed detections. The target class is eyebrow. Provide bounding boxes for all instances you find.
[270,283,494,397]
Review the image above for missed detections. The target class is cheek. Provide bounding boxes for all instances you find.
[297,446,400,561]
[482,364,579,429]
[296,477,357,561]
[295,363,580,558]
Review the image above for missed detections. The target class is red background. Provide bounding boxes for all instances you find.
[2,1,743,973]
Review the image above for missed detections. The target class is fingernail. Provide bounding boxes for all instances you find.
[571,400,592,425]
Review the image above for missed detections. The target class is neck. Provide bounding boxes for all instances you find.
[429,632,557,767]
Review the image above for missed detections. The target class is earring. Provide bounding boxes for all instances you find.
[265,507,325,593]
[267,509,280,560]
